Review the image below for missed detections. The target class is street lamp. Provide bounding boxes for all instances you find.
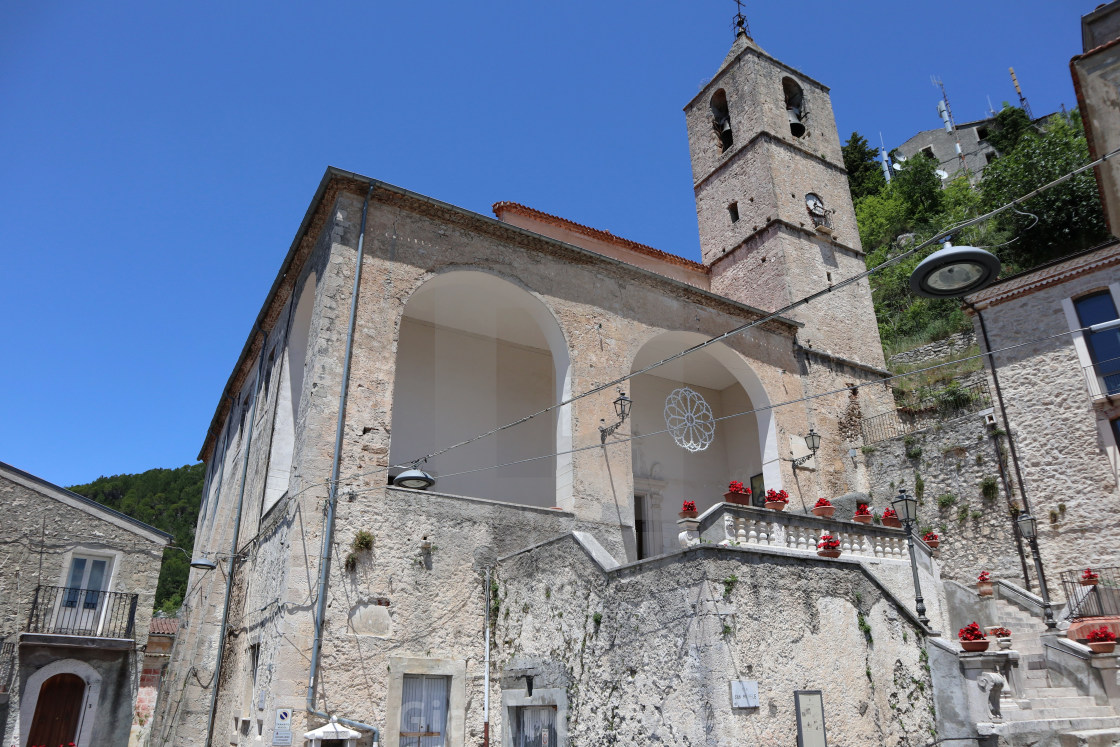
[1015,511,1057,629]
[909,242,1001,299]
[599,390,633,443]
[891,488,930,627]
[393,467,436,490]
[791,429,822,468]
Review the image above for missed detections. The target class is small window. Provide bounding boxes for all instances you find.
[782,78,806,138]
[1075,291,1120,396]
[920,146,936,161]
[511,705,558,747]
[400,674,450,745]
[710,89,733,152]
[728,202,739,223]
[977,126,990,141]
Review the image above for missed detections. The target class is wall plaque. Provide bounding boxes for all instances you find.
[730,680,759,709]
[795,690,827,747]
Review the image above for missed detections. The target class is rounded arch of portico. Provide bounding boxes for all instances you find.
[20,657,103,747]
[389,268,573,508]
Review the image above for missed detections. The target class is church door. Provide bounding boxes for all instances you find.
[27,672,85,746]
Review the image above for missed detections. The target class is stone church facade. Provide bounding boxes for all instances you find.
[152,29,954,747]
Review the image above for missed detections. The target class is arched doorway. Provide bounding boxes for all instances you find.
[389,271,572,508]
[27,672,85,746]
[629,332,778,558]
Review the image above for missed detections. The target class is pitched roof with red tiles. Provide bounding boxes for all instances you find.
[150,617,180,636]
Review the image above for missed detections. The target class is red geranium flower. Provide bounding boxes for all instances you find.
[765,489,789,503]
[881,507,898,519]
[854,503,872,516]
[813,497,832,508]
[1083,568,1100,581]
[990,626,1012,637]
[959,622,986,641]
[817,534,841,550]
[978,571,991,582]
[682,500,696,513]
[1088,626,1118,643]
[923,531,938,542]
[728,481,750,495]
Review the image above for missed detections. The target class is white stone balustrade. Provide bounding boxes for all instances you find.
[695,504,912,562]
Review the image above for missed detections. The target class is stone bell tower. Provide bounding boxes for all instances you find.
[684,24,886,368]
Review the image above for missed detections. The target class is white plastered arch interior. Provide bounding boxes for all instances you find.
[20,657,104,747]
[389,269,573,509]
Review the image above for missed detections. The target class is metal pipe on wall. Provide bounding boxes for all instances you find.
[305,185,381,742]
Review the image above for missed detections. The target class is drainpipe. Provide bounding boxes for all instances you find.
[305,185,380,742]
[484,567,492,747]
[967,301,1033,588]
[205,325,266,747]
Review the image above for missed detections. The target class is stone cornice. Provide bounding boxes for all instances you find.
[693,130,847,193]
[708,218,864,269]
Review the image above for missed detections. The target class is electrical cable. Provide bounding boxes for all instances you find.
[334,144,1120,485]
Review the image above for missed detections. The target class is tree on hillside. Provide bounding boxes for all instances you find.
[980,110,1109,270]
[985,104,1033,155]
[69,463,204,614]
[842,132,887,202]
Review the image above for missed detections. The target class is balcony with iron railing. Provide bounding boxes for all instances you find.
[1060,567,1120,621]
[1082,356,1120,402]
[0,640,14,700]
[860,379,992,445]
[25,585,140,646]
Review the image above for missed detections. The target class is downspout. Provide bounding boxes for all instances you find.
[305,185,380,741]
[205,326,267,747]
[484,567,492,747]
[967,301,1033,588]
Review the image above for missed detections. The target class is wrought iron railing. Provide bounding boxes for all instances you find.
[1059,567,1120,621]
[26,585,139,640]
[860,379,992,445]
[0,641,14,694]
[1083,359,1120,400]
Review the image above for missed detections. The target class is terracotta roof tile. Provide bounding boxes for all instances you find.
[150,617,179,636]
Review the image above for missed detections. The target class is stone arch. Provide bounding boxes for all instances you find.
[21,658,103,747]
[710,88,734,152]
[628,331,779,556]
[389,269,572,508]
[782,76,806,138]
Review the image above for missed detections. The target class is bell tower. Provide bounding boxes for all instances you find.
[684,24,885,368]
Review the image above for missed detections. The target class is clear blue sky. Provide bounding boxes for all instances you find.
[0,0,1099,486]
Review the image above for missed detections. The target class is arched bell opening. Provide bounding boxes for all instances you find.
[710,89,734,152]
[628,332,779,558]
[782,77,806,138]
[389,271,572,508]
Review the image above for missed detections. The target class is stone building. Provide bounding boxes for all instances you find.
[150,24,1042,747]
[0,461,170,747]
[895,116,1002,183]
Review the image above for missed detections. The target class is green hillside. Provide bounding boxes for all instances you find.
[68,463,204,614]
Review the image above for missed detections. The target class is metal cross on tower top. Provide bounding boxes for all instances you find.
[732,0,750,37]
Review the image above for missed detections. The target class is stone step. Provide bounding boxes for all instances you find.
[1060,727,1120,747]
[996,715,1120,736]
[1020,696,1106,711]
[1022,687,1087,699]
[1006,706,1117,722]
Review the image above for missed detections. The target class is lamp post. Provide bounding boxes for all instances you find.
[891,488,930,627]
[393,465,436,490]
[1016,511,1057,629]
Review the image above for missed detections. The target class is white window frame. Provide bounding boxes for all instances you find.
[1063,282,1120,401]
[501,687,568,747]
[384,657,466,747]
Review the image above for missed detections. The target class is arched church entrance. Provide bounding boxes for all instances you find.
[629,332,779,558]
[389,271,572,508]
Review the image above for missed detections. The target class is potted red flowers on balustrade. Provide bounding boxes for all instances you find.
[989,626,1013,650]
[923,531,940,549]
[811,497,835,519]
[1082,568,1100,587]
[679,500,698,519]
[853,503,873,524]
[724,481,752,506]
[1087,626,1118,654]
[880,506,902,528]
[817,533,841,558]
[977,571,993,597]
[764,489,789,511]
[959,622,989,652]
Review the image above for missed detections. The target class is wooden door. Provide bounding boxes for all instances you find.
[27,672,85,747]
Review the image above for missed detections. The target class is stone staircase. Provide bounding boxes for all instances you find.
[984,594,1120,746]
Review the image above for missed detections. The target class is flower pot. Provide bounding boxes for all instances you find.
[1081,579,1100,587]
[811,505,835,518]
[925,539,940,549]
[978,581,994,597]
[724,492,752,506]
[996,637,1012,650]
[853,515,872,524]
[881,516,902,528]
[1089,641,1117,654]
[960,639,990,652]
[764,501,787,511]
[816,549,841,558]
[679,510,698,519]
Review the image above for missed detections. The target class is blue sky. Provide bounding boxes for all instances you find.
[0,1,1100,486]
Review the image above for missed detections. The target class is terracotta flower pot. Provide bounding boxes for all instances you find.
[853,514,872,524]
[679,510,698,519]
[925,539,940,549]
[764,501,787,511]
[960,639,990,652]
[811,505,835,518]
[1081,579,1100,587]
[724,492,752,506]
[978,581,994,597]
[817,549,841,558]
[881,516,902,528]
[1089,641,1117,654]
